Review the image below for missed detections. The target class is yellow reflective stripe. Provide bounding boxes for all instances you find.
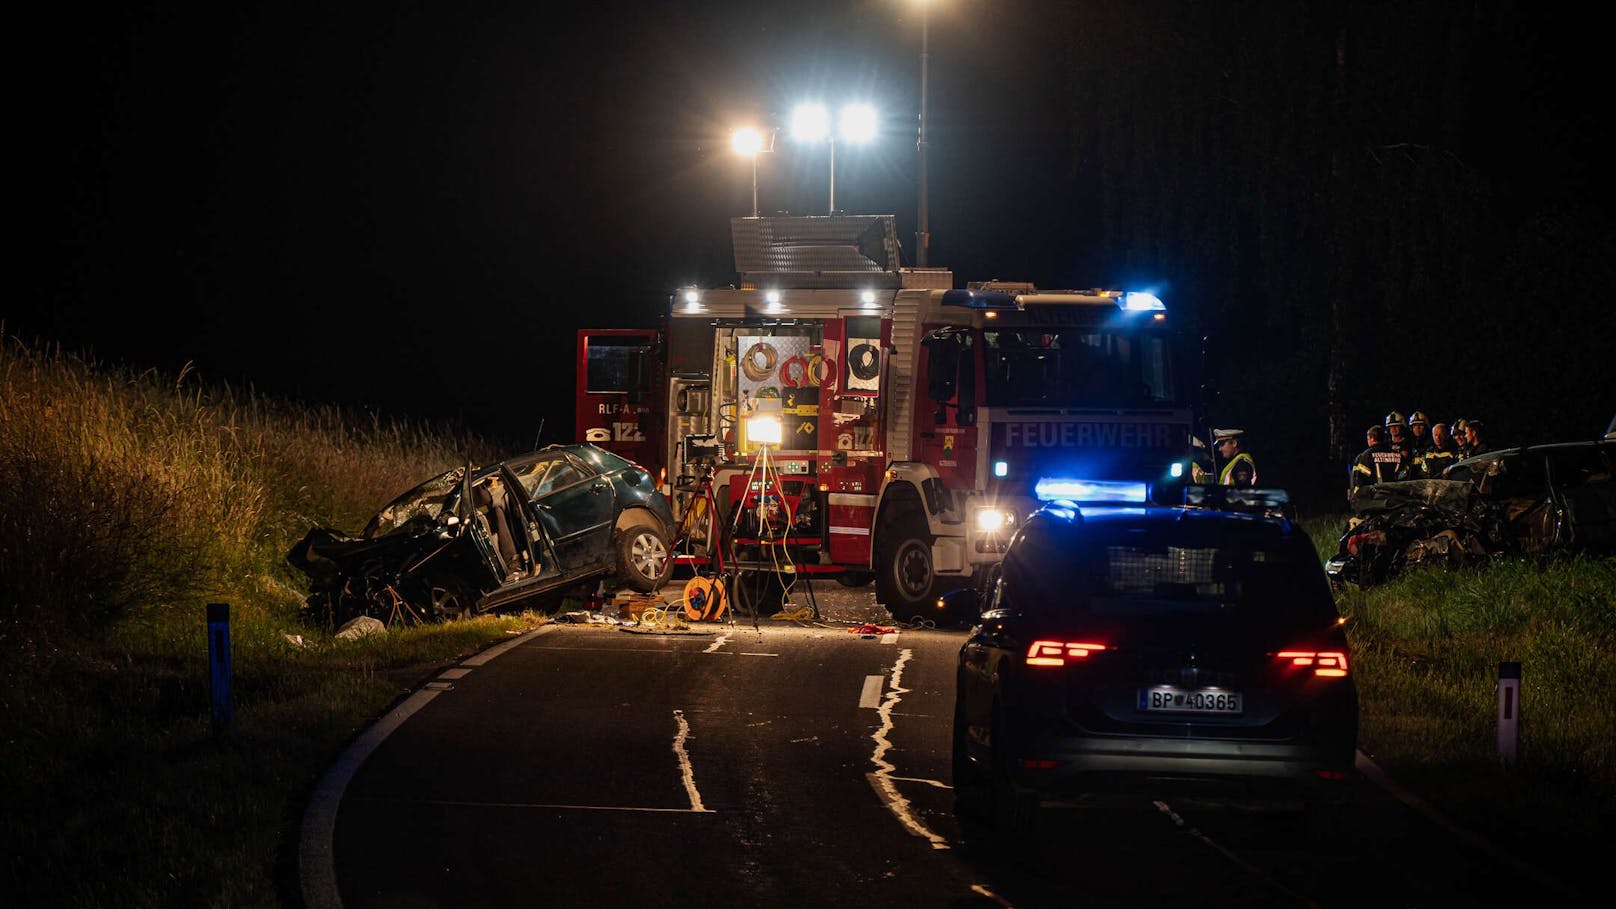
[1219,453,1255,485]
[1353,462,1372,476]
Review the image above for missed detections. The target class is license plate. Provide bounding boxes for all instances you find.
[1137,687,1242,715]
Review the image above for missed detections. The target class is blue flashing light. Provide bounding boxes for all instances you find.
[1122,292,1166,312]
[1170,462,1184,479]
[994,460,1009,478]
[941,288,1018,310]
[1034,478,1149,503]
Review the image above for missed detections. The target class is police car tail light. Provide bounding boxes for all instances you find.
[1027,640,1107,667]
[1275,650,1350,678]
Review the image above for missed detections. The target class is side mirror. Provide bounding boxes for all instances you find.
[442,515,461,527]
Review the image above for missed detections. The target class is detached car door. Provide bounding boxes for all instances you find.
[513,452,617,571]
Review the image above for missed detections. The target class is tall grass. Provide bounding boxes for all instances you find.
[1297,509,1616,873]
[0,336,533,906]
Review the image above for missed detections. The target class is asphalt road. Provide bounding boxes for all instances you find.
[315,580,1575,908]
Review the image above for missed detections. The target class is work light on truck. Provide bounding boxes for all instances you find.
[746,414,783,445]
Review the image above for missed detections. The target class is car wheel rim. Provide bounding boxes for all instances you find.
[894,538,932,599]
[630,532,667,580]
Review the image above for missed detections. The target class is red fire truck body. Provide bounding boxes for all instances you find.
[576,216,1195,617]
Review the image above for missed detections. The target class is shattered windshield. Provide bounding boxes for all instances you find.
[982,328,1179,406]
[365,469,464,538]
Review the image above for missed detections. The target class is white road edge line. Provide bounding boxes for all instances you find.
[866,648,951,850]
[1355,751,1580,900]
[970,883,1016,908]
[1153,800,1321,909]
[703,633,731,653]
[858,674,884,709]
[297,625,553,909]
[394,798,711,814]
[673,709,709,813]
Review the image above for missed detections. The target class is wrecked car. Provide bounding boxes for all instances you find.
[1325,440,1615,587]
[288,443,675,625]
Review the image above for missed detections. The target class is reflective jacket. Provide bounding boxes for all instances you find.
[1350,445,1403,489]
[1415,443,1459,479]
[1219,452,1257,487]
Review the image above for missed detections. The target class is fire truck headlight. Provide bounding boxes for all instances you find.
[1170,461,1184,478]
[747,415,782,445]
[975,507,1015,533]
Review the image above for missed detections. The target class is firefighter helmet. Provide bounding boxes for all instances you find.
[1409,410,1429,427]
[1384,410,1406,428]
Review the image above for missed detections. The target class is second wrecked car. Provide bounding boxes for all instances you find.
[288,443,675,625]
[1325,439,1615,587]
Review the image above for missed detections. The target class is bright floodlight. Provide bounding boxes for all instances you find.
[683,289,700,305]
[746,414,783,446]
[731,127,764,156]
[791,104,830,141]
[839,104,878,143]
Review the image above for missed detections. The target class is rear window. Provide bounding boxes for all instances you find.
[1003,516,1336,622]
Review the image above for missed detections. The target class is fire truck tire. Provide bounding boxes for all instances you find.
[616,515,672,593]
[875,521,938,619]
[836,570,875,588]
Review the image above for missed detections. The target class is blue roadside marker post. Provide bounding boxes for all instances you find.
[1497,661,1520,768]
[208,602,233,735]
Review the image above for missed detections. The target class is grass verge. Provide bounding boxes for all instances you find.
[1299,511,1615,890]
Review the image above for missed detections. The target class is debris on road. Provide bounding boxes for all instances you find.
[848,623,896,637]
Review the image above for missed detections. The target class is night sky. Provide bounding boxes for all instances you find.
[15,1,1614,462]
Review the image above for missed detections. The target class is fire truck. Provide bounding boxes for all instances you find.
[576,215,1197,618]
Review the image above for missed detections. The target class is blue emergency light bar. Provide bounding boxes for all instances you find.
[940,289,1019,310]
[1122,292,1166,312]
[1034,478,1150,503]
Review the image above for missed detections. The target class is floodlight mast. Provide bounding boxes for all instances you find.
[731,127,769,218]
[792,103,876,215]
[917,0,931,266]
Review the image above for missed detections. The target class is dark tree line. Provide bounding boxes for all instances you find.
[1047,0,1613,505]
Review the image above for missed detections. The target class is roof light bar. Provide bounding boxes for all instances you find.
[1122,292,1166,312]
[1034,478,1149,503]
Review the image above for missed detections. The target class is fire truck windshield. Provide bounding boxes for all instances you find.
[981,328,1179,407]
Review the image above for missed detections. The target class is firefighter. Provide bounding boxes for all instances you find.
[1384,411,1415,478]
[1407,410,1432,454]
[1463,419,1490,457]
[1212,428,1257,487]
[1349,425,1403,493]
[1452,418,1473,458]
[1416,421,1461,478]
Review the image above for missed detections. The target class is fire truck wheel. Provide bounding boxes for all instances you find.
[876,524,937,619]
[616,516,672,593]
[836,570,875,588]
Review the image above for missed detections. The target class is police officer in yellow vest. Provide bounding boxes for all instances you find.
[1212,428,1257,487]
